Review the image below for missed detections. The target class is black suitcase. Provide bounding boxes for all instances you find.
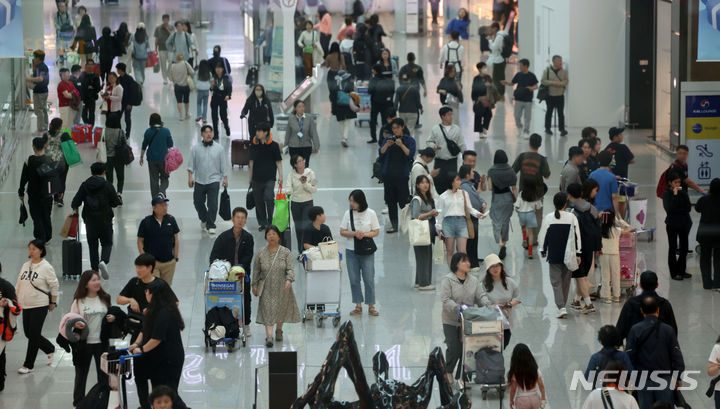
[62,217,82,278]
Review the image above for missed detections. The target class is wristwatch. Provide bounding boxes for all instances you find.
[50,302,57,305]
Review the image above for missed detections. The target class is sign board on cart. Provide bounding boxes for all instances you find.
[681,82,720,185]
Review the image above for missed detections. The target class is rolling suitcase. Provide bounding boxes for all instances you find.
[231,119,251,168]
[62,217,82,278]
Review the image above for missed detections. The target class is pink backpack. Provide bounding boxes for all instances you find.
[165,147,184,174]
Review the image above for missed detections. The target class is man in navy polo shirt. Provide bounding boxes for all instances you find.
[137,194,181,285]
[589,150,619,213]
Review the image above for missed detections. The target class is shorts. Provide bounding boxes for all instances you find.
[442,216,469,238]
[174,84,190,103]
[517,211,538,228]
[617,194,627,203]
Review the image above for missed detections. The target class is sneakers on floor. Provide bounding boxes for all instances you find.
[612,297,621,303]
[245,326,251,337]
[341,139,349,147]
[207,227,216,235]
[602,297,613,304]
[418,285,436,291]
[17,367,33,374]
[569,300,582,310]
[98,262,109,280]
[201,222,207,232]
[382,207,389,215]
[556,308,568,319]
[580,304,596,314]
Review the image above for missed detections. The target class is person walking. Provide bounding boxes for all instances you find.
[298,21,322,77]
[538,192,582,319]
[252,225,301,348]
[101,72,124,132]
[240,84,274,136]
[116,63,139,137]
[487,22,509,99]
[287,155,318,250]
[71,163,121,278]
[507,344,547,409]
[581,361,639,409]
[663,171,693,281]
[328,71,357,146]
[428,107,465,195]
[436,173,483,265]
[394,74,423,133]
[164,21,194,63]
[429,0,441,25]
[249,123,283,231]
[115,23,133,75]
[439,252,484,389]
[153,14,174,84]
[79,59,101,128]
[368,64,396,144]
[379,118,416,233]
[502,58,538,139]
[411,175,439,290]
[96,27,117,83]
[284,100,320,166]
[566,183,601,313]
[140,113,174,198]
[459,165,487,269]
[194,60,211,124]
[439,31,465,82]
[18,138,54,242]
[487,150,517,259]
[662,144,708,195]
[54,1,74,65]
[340,190,381,316]
[445,8,470,39]
[207,45,231,77]
[376,48,398,80]
[436,65,463,125]
[512,133,551,238]
[188,125,228,236]
[168,53,194,120]
[479,254,520,347]
[137,195,180,285]
[42,118,69,207]
[0,263,20,392]
[73,15,97,66]
[131,23,150,86]
[209,207,255,335]
[210,62,232,139]
[27,51,50,133]
[584,325,634,382]
[315,7,333,57]
[336,16,356,42]
[104,124,126,203]
[16,240,58,374]
[57,68,80,132]
[696,178,720,291]
[541,56,569,136]
[707,335,720,409]
[615,270,678,342]
[183,20,199,69]
[471,62,495,138]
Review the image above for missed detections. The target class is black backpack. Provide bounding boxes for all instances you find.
[76,383,110,409]
[501,33,513,59]
[353,36,368,63]
[474,347,505,384]
[205,306,240,339]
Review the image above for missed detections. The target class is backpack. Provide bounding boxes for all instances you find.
[474,347,505,384]
[501,32,513,59]
[208,260,231,280]
[445,44,461,68]
[164,147,184,174]
[133,80,143,106]
[76,383,111,409]
[353,36,368,63]
[205,306,240,339]
[656,169,668,199]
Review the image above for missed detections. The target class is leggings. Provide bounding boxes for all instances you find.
[22,306,55,369]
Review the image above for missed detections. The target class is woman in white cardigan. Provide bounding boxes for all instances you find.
[101,72,124,129]
[287,154,318,250]
[436,173,483,265]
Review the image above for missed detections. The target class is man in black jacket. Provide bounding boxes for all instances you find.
[394,74,423,134]
[208,45,231,76]
[116,63,138,137]
[79,59,101,128]
[71,162,121,279]
[616,270,678,342]
[18,138,54,242]
[209,207,254,334]
[368,64,395,144]
[626,296,685,409]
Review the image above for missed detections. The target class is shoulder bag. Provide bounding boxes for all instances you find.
[439,125,461,156]
[462,190,476,239]
[303,31,315,54]
[350,209,377,255]
[256,248,280,297]
[537,69,549,102]
[408,197,431,246]
[96,128,107,163]
[599,388,615,409]
[186,62,196,91]
[27,265,53,305]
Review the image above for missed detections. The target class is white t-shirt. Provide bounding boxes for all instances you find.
[340,209,380,251]
[710,344,720,391]
[72,296,108,344]
[581,388,639,409]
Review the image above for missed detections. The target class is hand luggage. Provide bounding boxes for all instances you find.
[62,237,82,278]
[280,226,292,252]
[231,118,251,168]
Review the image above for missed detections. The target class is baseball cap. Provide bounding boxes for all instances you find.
[608,127,625,139]
[151,193,170,206]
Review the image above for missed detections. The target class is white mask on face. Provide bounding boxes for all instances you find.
[255,91,262,98]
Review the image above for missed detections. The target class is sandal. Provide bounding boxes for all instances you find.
[265,336,274,347]
[368,307,379,316]
[275,329,283,341]
[349,306,362,315]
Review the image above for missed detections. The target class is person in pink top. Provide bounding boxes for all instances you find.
[336,16,355,42]
[314,7,332,58]
[57,68,80,128]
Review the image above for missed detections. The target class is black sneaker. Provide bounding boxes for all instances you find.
[682,273,692,279]
[258,225,266,232]
[560,130,568,137]
[671,275,683,281]
[545,129,553,135]
[366,139,377,144]
[55,198,64,207]
[498,246,507,260]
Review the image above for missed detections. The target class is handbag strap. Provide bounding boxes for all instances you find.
[147,127,161,148]
[461,190,471,220]
[27,265,51,300]
[439,125,455,150]
[600,388,615,409]
[349,209,356,231]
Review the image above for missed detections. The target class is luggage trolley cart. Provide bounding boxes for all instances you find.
[101,348,141,409]
[204,271,247,351]
[619,178,655,241]
[354,80,371,127]
[302,255,342,328]
[460,306,507,406]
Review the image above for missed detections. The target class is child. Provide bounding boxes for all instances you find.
[508,343,546,409]
[599,210,634,303]
[514,191,542,259]
[149,384,176,409]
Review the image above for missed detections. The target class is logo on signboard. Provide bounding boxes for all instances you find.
[701,99,711,108]
[208,281,237,292]
[692,123,703,133]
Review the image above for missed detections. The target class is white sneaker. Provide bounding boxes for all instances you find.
[479,131,487,139]
[207,227,216,235]
[556,308,568,319]
[201,222,207,232]
[418,285,436,291]
[382,207,389,214]
[17,367,33,374]
[244,325,251,337]
[523,131,530,139]
[98,262,109,279]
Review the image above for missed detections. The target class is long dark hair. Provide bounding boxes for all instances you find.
[143,282,184,335]
[134,25,147,44]
[601,210,617,239]
[507,343,539,391]
[328,42,340,56]
[483,266,508,293]
[79,14,92,29]
[581,179,599,203]
[414,175,435,208]
[117,22,130,46]
[73,270,111,307]
[553,192,568,219]
[197,59,211,82]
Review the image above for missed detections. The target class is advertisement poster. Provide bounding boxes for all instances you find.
[698,0,720,61]
[0,0,23,57]
[685,95,720,183]
[266,25,283,96]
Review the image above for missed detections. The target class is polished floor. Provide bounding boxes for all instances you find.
[0,1,718,408]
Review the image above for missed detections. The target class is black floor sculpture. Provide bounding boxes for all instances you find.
[291,321,471,409]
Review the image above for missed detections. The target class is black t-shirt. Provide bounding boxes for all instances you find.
[511,71,538,102]
[119,277,178,313]
[578,155,599,182]
[249,141,282,183]
[604,142,634,178]
[143,306,184,370]
[304,224,333,247]
[137,214,180,262]
[512,152,551,201]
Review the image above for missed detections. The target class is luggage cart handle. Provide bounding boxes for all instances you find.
[118,353,142,366]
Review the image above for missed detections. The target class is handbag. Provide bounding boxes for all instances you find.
[115,130,135,165]
[432,236,446,264]
[271,185,290,232]
[19,201,28,226]
[219,187,231,221]
[537,69,550,102]
[146,51,159,67]
[445,93,459,105]
[318,237,339,259]
[349,209,377,255]
[246,183,256,210]
[303,31,315,53]
[100,99,108,114]
[60,214,79,238]
[187,76,195,92]
[60,138,82,168]
[96,129,107,163]
[408,219,431,246]
[564,218,579,271]
[256,248,281,297]
[462,191,475,239]
[438,124,461,156]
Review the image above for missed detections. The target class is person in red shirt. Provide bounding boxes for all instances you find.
[57,68,80,129]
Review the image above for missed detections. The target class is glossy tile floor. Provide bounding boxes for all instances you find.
[1,2,718,408]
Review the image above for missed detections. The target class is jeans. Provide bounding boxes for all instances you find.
[159,50,173,81]
[289,147,312,167]
[86,220,113,271]
[442,216,468,238]
[637,379,674,409]
[106,156,125,193]
[132,59,147,84]
[290,200,313,250]
[492,62,506,97]
[549,263,572,309]
[383,175,410,230]
[72,343,107,407]
[700,245,720,289]
[345,249,376,305]
[148,160,169,198]
[33,92,49,132]
[545,95,566,132]
[211,97,229,139]
[22,306,55,369]
[193,182,220,229]
[123,106,132,137]
[196,90,209,120]
[81,99,96,128]
[666,225,689,278]
[513,100,533,134]
[443,324,462,379]
[369,103,392,141]
[252,179,276,227]
[28,196,53,242]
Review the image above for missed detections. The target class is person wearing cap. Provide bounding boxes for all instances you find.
[368,64,395,144]
[410,147,440,196]
[605,127,635,218]
[394,74,423,134]
[479,254,520,347]
[18,138,55,242]
[137,194,180,285]
[428,106,465,195]
[208,45,231,76]
[589,151,619,213]
[27,50,50,133]
[140,113,174,198]
[188,125,228,236]
[559,146,584,193]
[71,162,121,279]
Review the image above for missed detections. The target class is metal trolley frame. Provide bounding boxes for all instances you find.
[204,272,247,351]
[100,349,141,409]
[460,307,506,406]
[353,80,371,127]
[301,256,342,328]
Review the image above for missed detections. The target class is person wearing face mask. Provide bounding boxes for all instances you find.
[188,125,228,236]
[210,64,233,139]
[208,45,231,77]
[241,84,274,136]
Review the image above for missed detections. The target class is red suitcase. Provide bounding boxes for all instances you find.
[231,119,251,168]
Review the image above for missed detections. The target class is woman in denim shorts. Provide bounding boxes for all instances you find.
[436,174,482,265]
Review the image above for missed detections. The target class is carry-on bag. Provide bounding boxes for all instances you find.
[231,118,251,167]
[62,214,82,278]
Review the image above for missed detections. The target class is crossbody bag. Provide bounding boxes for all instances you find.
[461,190,476,239]
[350,210,377,255]
[28,265,53,305]
[439,125,461,156]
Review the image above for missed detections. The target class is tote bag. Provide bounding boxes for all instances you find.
[564,221,579,271]
[95,129,107,163]
[60,139,82,167]
[432,236,446,264]
[271,185,290,232]
[408,219,431,246]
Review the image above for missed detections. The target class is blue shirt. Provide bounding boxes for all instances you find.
[142,126,174,162]
[589,168,617,211]
[584,347,634,380]
[445,18,470,39]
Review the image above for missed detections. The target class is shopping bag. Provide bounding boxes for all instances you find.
[408,219,431,246]
[60,214,79,238]
[60,139,82,168]
[19,202,28,226]
[219,187,231,221]
[271,184,290,232]
[432,236,445,265]
[318,239,339,259]
[146,51,159,67]
[96,129,107,163]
